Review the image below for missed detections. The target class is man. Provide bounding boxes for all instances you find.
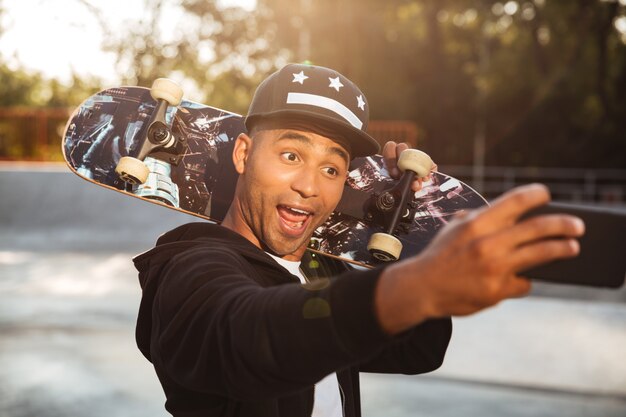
[134,63,584,417]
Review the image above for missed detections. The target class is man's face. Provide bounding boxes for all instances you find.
[231,120,351,261]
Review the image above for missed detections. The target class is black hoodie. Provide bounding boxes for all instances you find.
[134,223,452,417]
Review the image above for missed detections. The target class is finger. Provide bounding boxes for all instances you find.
[411,178,423,192]
[493,214,585,251]
[510,238,580,273]
[475,184,551,231]
[395,142,409,160]
[382,141,397,159]
[501,276,532,299]
[382,141,399,177]
[411,175,433,192]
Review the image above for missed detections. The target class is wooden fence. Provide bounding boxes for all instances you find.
[0,108,420,161]
[0,107,72,161]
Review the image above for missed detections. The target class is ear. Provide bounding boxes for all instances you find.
[232,133,253,174]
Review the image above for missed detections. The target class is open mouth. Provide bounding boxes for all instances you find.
[277,205,314,233]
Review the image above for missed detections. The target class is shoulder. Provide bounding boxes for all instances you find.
[153,242,263,315]
[166,239,258,279]
[148,222,268,267]
[144,222,295,290]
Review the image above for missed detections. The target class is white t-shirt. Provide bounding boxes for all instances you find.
[266,253,343,417]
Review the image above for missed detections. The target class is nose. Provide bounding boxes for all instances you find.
[291,167,319,198]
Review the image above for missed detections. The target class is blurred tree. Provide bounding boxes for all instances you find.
[0,66,97,160]
[0,63,45,106]
[3,0,626,168]
[79,0,284,114]
[0,0,101,160]
[1,0,95,159]
[0,0,101,108]
[260,0,626,169]
[483,0,626,169]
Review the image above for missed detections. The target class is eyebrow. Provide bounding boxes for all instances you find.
[277,132,350,165]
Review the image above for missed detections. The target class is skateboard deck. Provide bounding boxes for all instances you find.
[62,85,488,268]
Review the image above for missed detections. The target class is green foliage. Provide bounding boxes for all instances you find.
[0,63,45,106]
[1,0,625,168]
[93,0,282,111]
[260,0,626,168]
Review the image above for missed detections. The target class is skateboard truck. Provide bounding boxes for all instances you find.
[114,79,185,207]
[133,157,180,207]
[367,149,434,262]
[114,78,184,185]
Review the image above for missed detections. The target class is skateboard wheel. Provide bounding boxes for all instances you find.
[367,232,402,262]
[397,149,434,178]
[115,156,150,185]
[150,78,184,106]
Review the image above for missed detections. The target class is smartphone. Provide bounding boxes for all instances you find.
[519,202,626,288]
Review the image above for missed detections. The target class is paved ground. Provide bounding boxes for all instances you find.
[1,165,625,416]
[360,374,626,417]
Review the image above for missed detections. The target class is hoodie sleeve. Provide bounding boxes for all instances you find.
[357,317,452,374]
[146,244,394,401]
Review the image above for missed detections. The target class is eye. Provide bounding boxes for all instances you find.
[323,167,339,178]
[280,152,299,162]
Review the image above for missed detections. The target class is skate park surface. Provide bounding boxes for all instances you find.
[1,162,625,417]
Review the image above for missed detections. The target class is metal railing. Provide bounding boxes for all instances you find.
[442,165,626,206]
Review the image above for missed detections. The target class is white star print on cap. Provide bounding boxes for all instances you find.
[329,76,344,92]
[357,95,366,111]
[292,71,309,84]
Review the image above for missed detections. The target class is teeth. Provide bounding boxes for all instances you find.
[288,207,311,215]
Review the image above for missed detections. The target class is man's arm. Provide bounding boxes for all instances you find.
[374,183,585,335]
[358,318,452,374]
[147,247,396,400]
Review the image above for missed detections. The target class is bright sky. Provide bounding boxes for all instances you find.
[0,0,256,84]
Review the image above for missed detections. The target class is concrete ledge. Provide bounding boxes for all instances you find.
[0,169,197,252]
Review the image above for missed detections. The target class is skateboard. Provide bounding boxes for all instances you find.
[62,81,488,268]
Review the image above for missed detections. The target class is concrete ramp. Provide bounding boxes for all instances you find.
[0,163,198,252]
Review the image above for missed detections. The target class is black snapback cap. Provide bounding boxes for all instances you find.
[245,63,380,158]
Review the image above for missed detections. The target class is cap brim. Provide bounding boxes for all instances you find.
[245,110,380,158]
